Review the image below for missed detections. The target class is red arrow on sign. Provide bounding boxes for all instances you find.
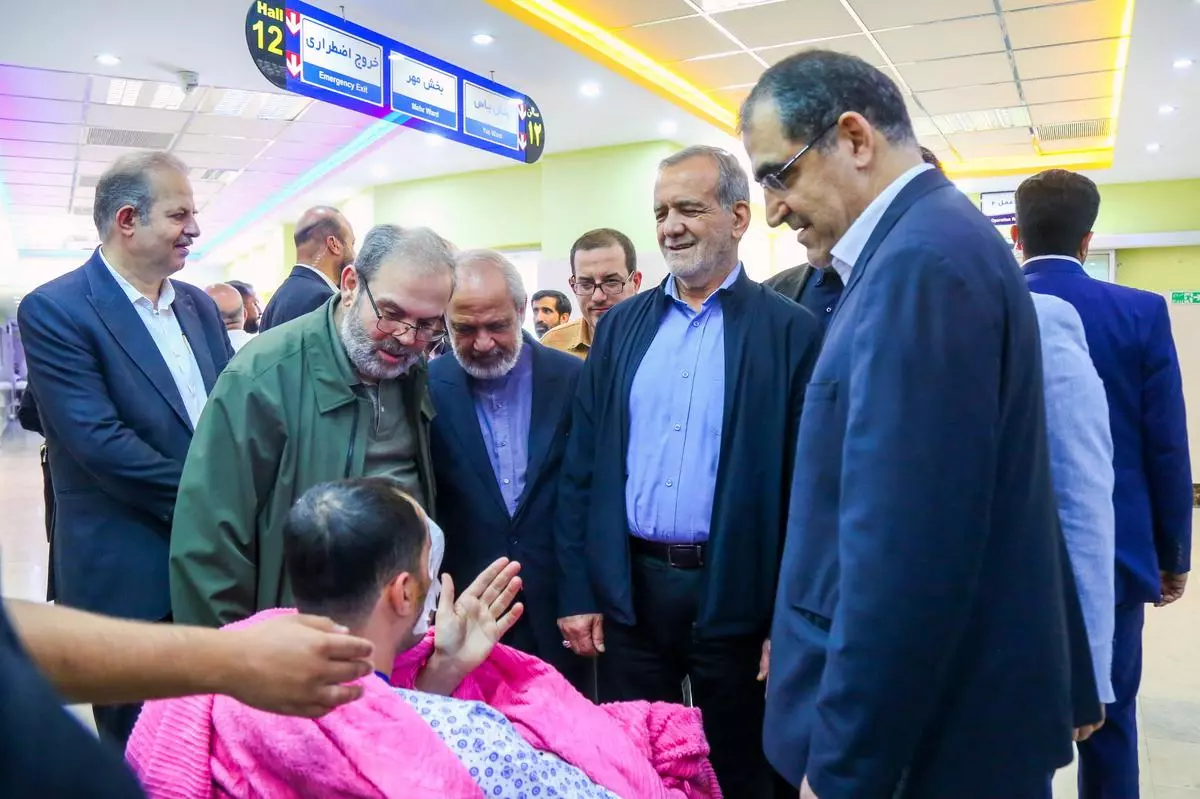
[285,10,301,35]
[286,52,301,78]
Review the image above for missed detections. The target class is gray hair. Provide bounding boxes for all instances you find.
[93,151,189,239]
[739,50,914,149]
[454,249,527,312]
[659,145,750,211]
[354,224,456,287]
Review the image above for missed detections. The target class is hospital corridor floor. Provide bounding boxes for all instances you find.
[1,425,1198,798]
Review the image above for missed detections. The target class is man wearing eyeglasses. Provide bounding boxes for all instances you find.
[169,224,455,628]
[540,228,642,360]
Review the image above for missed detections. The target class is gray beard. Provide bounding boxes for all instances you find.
[339,307,422,381]
[453,329,524,381]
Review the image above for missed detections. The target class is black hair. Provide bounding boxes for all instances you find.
[739,49,914,149]
[569,228,637,277]
[1014,169,1101,259]
[283,477,427,624]
[531,289,571,315]
[225,280,255,301]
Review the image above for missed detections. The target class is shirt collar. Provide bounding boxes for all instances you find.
[298,263,340,293]
[665,262,743,306]
[98,246,174,309]
[1022,254,1082,268]
[829,162,934,284]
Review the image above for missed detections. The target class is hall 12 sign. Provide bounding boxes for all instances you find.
[244,0,545,164]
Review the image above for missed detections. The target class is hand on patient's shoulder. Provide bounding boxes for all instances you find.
[420,558,524,695]
[224,614,375,718]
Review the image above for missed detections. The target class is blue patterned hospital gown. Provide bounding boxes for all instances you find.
[393,687,620,798]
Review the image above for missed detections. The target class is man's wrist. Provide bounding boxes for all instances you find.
[195,627,248,698]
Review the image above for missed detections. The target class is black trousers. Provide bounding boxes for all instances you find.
[597,551,772,798]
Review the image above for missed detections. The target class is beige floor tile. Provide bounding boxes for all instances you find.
[1149,739,1200,790]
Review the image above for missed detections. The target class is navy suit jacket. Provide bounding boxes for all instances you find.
[557,269,820,637]
[428,335,581,662]
[259,265,336,332]
[16,250,232,620]
[1027,257,1192,604]
[766,170,1083,798]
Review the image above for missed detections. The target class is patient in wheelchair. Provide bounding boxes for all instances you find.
[126,478,721,799]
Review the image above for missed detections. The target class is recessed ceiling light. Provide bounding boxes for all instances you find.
[659,120,678,136]
[472,33,494,45]
[1147,142,1162,153]
[1160,104,1177,115]
[1174,58,1194,69]
[580,81,601,98]
[96,54,121,66]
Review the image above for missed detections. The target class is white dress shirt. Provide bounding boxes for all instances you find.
[297,263,339,292]
[99,247,208,428]
[829,162,935,284]
[226,328,254,352]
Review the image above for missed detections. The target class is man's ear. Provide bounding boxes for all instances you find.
[383,572,420,617]
[340,266,359,306]
[1010,224,1021,248]
[630,271,643,292]
[1079,231,1094,262]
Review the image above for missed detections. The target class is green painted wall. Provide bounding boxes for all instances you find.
[1117,246,1200,292]
[1097,180,1200,235]
[282,223,297,272]
[374,167,543,250]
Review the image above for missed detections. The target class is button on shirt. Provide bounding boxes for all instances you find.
[800,267,845,335]
[626,264,741,544]
[473,343,533,516]
[829,162,934,285]
[99,247,207,428]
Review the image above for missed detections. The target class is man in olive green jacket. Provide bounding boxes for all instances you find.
[170,224,456,628]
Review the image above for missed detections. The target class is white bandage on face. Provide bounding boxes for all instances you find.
[412,516,446,636]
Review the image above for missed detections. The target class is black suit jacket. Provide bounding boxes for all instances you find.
[259,266,336,332]
[428,335,582,662]
[17,250,232,620]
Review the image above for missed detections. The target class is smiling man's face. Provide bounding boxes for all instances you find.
[653,154,744,282]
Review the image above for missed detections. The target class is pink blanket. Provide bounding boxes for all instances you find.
[126,609,721,799]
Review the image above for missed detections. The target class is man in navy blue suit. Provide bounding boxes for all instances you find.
[259,205,356,332]
[17,151,232,744]
[740,51,1092,798]
[429,249,584,682]
[1018,169,1192,799]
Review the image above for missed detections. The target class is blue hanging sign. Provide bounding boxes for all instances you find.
[245,0,545,164]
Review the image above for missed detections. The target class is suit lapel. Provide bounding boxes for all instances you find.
[172,288,218,392]
[438,361,509,517]
[519,341,567,511]
[719,274,751,451]
[85,253,192,430]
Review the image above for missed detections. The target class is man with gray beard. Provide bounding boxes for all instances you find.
[427,250,586,684]
[169,225,454,628]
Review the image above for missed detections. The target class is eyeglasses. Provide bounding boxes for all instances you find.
[360,278,447,343]
[758,116,840,194]
[569,274,632,297]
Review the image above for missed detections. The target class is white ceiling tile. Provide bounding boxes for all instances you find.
[758,34,887,67]
[0,65,89,102]
[0,120,81,145]
[898,52,1015,92]
[1013,39,1122,80]
[76,159,113,176]
[559,0,696,27]
[1022,71,1115,104]
[0,96,81,125]
[243,157,312,175]
[261,140,336,160]
[1028,97,1112,126]
[296,102,371,127]
[620,15,741,60]
[6,185,70,206]
[673,53,765,88]
[947,138,1039,158]
[0,140,76,160]
[875,16,1007,62]
[714,0,858,49]
[84,106,191,134]
[276,122,359,145]
[1004,0,1126,50]
[999,0,1079,8]
[916,82,1023,115]
[174,133,269,156]
[171,151,253,170]
[1037,135,1108,153]
[0,155,76,174]
[3,171,74,187]
[185,115,288,140]
[849,0,995,30]
[947,127,1035,148]
[78,143,147,162]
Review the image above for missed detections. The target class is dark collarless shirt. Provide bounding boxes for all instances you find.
[798,267,845,336]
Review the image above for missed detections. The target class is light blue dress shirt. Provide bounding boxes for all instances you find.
[1031,291,1116,703]
[98,247,207,428]
[829,163,934,284]
[625,264,742,544]
[472,341,533,517]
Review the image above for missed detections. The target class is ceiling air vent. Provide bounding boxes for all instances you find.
[1035,119,1110,141]
[84,127,175,149]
